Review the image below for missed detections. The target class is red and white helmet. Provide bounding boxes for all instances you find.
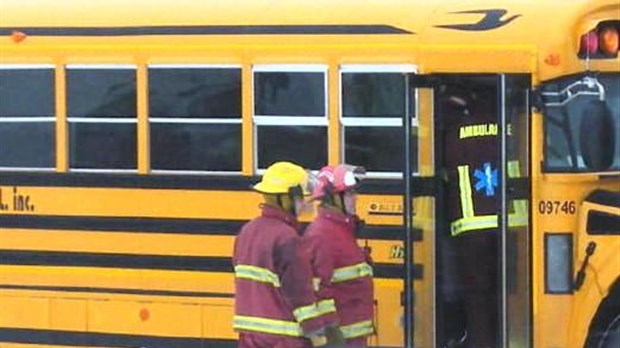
[311,164,366,200]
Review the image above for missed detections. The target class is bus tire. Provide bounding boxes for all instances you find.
[584,279,620,348]
[597,314,620,348]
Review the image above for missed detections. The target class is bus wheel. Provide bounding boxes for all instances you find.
[597,313,620,348]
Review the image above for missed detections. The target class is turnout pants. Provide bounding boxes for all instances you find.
[455,230,499,348]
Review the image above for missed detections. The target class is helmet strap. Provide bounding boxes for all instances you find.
[264,194,295,216]
[337,192,347,214]
[320,192,346,214]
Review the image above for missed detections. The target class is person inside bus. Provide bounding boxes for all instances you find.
[304,164,375,348]
[440,82,500,348]
[232,161,343,348]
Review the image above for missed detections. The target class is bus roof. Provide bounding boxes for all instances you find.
[1,0,618,80]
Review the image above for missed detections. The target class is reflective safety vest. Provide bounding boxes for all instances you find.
[450,160,527,236]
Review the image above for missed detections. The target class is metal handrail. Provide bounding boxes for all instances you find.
[541,76,605,107]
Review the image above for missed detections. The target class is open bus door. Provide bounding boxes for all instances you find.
[404,74,531,347]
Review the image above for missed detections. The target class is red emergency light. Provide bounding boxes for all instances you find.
[578,21,619,58]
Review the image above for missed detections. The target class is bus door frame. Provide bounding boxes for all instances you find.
[404,73,532,348]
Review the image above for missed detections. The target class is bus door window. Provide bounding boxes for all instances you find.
[340,65,416,175]
[436,75,501,348]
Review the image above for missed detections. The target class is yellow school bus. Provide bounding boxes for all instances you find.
[0,0,618,347]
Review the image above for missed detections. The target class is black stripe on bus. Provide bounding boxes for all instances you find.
[0,328,236,348]
[0,172,255,190]
[0,172,435,196]
[0,171,402,195]
[0,250,416,279]
[0,284,233,298]
[0,250,233,272]
[374,263,423,280]
[0,25,412,36]
[0,214,418,241]
[0,214,245,235]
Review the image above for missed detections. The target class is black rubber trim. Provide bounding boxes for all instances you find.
[0,328,236,348]
[587,210,620,235]
[0,284,233,298]
[584,189,620,208]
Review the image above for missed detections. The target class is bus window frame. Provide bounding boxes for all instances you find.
[339,64,418,178]
[0,64,56,172]
[66,64,138,173]
[147,63,243,175]
[252,64,329,173]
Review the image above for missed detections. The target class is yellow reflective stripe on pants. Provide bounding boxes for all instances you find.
[234,265,281,287]
[332,262,373,283]
[458,165,474,218]
[293,299,336,323]
[451,215,498,236]
[340,320,374,339]
[233,315,303,337]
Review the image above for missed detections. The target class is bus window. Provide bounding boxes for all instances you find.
[541,74,620,172]
[253,65,328,170]
[0,65,55,170]
[148,65,242,173]
[67,65,137,171]
[340,65,416,175]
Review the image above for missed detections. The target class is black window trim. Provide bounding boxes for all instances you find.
[148,64,243,175]
[339,64,418,178]
[0,64,56,172]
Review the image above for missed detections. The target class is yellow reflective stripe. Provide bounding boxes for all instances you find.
[458,165,474,218]
[293,299,336,323]
[233,315,303,337]
[507,160,520,178]
[332,262,373,283]
[507,160,527,227]
[340,320,374,339]
[453,161,528,236]
[509,205,528,227]
[312,277,321,292]
[451,215,498,236]
[513,199,527,217]
[234,265,281,287]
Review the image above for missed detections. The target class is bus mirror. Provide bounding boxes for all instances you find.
[579,100,616,171]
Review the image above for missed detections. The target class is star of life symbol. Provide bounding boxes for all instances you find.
[474,162,498,196]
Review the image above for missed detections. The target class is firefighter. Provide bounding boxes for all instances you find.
[440,82,501,348]
[305,164,375,348]
[233,161,342,348]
